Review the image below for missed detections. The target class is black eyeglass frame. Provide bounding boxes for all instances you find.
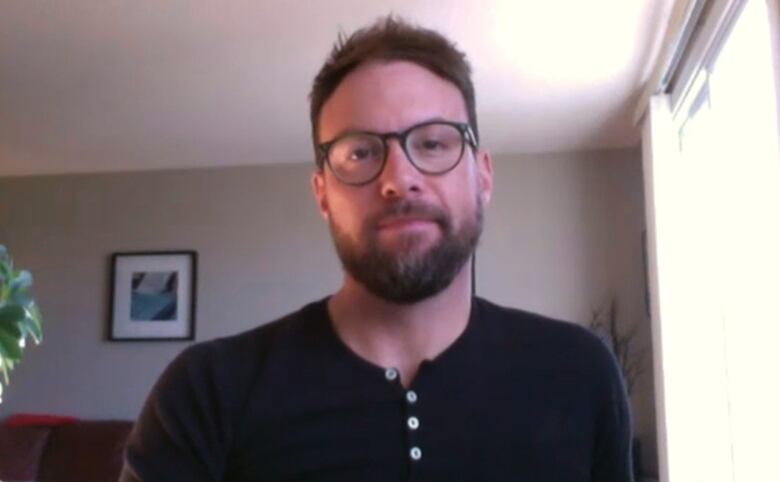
[315,120,479,186]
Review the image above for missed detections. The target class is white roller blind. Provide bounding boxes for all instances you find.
[643,1,780,481]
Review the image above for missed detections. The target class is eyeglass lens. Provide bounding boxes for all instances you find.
[327,122,465,184]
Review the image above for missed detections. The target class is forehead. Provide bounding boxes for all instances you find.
[318,60,468,141]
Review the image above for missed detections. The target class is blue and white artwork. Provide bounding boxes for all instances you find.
[130,271,178,321]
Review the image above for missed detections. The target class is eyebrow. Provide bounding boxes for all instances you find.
[320,116,462,144]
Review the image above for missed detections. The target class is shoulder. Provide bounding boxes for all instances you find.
[125,301,330,481]
[474,297,628,419]
[150,298,330,412]
[475,298,605,350]
[474,297,620,379]
[169,297,329,376]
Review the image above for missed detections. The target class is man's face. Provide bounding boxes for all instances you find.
[312,60,493,303]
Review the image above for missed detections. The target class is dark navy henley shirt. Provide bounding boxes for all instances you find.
[121,297,633,482]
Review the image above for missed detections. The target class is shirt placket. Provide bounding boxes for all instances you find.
[384,367,424,481]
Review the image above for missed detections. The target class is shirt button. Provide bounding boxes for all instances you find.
[407,416,420,430]
[410,446,422,461]
[405,390,418,404]
[384,368,398,381]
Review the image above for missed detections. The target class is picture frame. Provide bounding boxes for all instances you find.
[108,250,197,341]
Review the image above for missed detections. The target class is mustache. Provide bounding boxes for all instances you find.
[369,200,450,229]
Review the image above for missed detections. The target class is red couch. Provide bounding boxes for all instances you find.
[0,418,133,482]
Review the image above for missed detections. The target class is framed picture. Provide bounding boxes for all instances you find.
[109,251,197,341]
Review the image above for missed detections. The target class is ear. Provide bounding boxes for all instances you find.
[312,170,331,221]
[475,149,494,205]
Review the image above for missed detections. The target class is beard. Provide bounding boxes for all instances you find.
[329,197,483,304]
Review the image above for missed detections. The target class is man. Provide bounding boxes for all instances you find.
[120,17,633,482]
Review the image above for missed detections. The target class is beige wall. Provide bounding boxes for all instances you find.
[0,149,655,471]
[482,149,655,471]
[0,164,342,419]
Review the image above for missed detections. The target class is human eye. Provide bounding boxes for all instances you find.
[410,125,460,155]
[331,135,382,166]
[419,138,447,151]
[347,145,378,161]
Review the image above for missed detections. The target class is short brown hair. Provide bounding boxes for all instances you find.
[309,16,478,158]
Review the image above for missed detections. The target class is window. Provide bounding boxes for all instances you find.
[649,0,780,480]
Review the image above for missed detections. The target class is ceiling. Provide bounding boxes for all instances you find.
[0,0,674,177]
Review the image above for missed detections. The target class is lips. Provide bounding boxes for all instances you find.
[369,200,449,235]
[376,216,437,230]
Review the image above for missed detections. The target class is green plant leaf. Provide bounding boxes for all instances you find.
[0,264,9,288]
[0,256,12,281]
[0,246,43,403]
[18,320,34,345]
[0,316,23,341]
[18,310,42,345]
[0,305,25,326]
[10,289,33,307]
[1,360,9,386]
[25,303,43,343]
[10,270,33,292]
[0,329,22,362]
[0,354,15,371]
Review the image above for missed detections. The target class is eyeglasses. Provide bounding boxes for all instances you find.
[316,120,478,186]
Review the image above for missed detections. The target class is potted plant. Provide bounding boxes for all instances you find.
[0,244,43,403]
[587,298,646,396]
[587,298,648,478]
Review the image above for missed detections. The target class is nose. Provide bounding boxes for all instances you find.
[378,139,422,199]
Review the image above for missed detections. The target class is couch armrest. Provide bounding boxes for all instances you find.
[37,420,133,482]
[0,425,51,480]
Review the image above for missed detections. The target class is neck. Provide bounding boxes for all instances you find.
[328,260,474,387]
